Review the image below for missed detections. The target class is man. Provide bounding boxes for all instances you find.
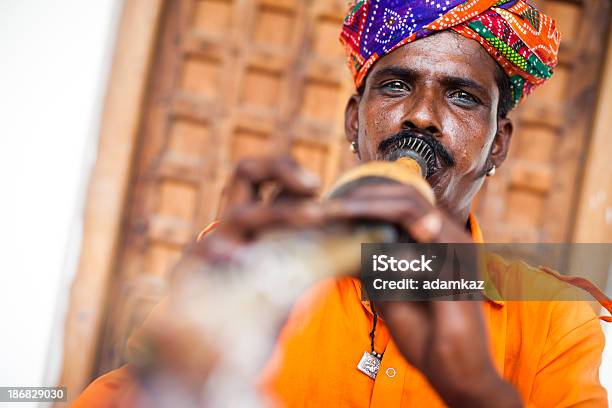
[73,0,610,406]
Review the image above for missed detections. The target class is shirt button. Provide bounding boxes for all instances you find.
[386,367,396,378]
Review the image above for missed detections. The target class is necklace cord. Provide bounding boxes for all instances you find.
[369,303,381,357]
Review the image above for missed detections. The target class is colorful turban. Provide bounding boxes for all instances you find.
[340,0,561,106]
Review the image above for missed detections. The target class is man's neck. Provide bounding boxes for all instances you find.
[441,203,472,230]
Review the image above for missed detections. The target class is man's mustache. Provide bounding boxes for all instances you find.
[377,130,456,168]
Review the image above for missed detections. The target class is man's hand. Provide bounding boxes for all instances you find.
[186,155,325,265]
[377,301,522,407]
[189,155,469,264]
[325,182,522,406]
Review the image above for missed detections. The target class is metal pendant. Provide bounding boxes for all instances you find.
[357,351,381,379]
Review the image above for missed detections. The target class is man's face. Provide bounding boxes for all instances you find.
[345,31,512,220]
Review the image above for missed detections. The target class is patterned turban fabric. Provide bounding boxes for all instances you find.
[340,0,561,106]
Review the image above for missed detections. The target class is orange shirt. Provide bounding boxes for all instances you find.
[258,276,607,407]
[72,217,610,407]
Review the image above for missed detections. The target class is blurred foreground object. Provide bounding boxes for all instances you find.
[128,158,431,407]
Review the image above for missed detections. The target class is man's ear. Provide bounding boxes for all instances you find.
[489,117,513,169]
[344,94,360,146]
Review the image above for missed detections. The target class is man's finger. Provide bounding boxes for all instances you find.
[244,157,320,195]
[225,201,327,236]
[222,156,321,212]
[323,197,428,228]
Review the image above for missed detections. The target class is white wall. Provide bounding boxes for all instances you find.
[0,0,122,405]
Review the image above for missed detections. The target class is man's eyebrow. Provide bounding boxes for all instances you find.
[440,75,488,96]
[369,67,419,83]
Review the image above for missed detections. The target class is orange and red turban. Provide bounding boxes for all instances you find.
[340,0,561,106]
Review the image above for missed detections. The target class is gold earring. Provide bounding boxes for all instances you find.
[486,166,496,177]
[350,141,358,153]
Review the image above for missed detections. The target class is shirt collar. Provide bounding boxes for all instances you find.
[470,213,505,307]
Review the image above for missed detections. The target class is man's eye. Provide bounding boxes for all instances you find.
[381,80,409,92]
[449,90,479,104]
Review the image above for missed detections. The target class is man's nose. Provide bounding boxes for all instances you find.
[401,88,442,136]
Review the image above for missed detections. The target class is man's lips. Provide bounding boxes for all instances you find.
[379,135,441,178]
